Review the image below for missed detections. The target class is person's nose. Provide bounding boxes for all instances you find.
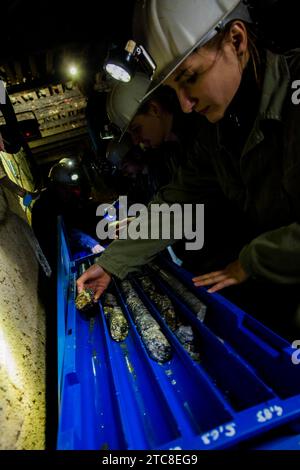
[176,87,197,113]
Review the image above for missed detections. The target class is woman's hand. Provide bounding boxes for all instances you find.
[192,260,249,293]
[76,264,111,301]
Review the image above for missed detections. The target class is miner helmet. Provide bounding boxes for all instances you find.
[132,0,252,97]
[48,158,90,200]
[106,72,151,137]
[48,158,85,186]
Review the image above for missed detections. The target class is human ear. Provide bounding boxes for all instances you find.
[149,101,161,117]
[229,21,248,57]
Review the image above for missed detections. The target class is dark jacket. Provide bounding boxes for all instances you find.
[220,49,300,283]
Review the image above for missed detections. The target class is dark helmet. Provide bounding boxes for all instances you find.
[48,158,90,201]
[48,158,85,186]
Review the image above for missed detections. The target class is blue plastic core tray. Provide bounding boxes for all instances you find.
[57,220,300,450]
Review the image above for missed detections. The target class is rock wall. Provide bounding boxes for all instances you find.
[0,187,46,449]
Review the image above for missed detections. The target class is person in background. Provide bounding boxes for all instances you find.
[124,80,251,269]
[0,132,39,206]
[31,158,106,269]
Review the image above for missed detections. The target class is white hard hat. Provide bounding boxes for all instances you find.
[106,72,151,137]
[133,0,252,96]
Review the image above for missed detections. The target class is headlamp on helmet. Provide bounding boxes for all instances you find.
[104,40,156,83]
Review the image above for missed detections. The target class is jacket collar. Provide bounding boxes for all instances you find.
[258,50,290,121]
[242,50,290,157]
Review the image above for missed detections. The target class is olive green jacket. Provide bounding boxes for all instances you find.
[97,50,300,285]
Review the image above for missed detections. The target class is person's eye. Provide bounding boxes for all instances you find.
[174,68,186,82]
[176,69,200,86]
[184,72,198,84]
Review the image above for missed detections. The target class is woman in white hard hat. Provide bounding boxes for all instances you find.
[78,0,300,337]
[78,0,300,338]
[120,0,300,337]
[130,0,300,301]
